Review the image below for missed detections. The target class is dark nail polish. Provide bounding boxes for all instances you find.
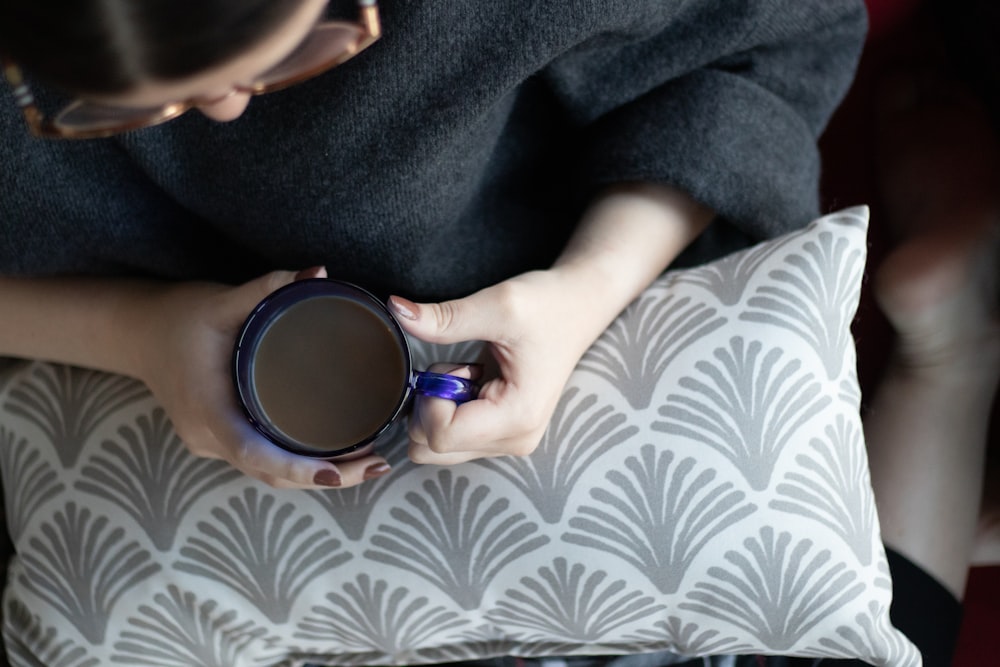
[313,468,342,487]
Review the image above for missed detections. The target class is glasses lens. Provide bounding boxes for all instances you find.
[253,22,365,92]
[53,100,186,136]
[41,20,368,137]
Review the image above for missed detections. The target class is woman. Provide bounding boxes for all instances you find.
[0,0,866,488]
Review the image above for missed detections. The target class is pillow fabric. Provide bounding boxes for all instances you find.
[0,206,921,667]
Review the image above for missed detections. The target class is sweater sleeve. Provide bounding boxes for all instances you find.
[540,0,867,254]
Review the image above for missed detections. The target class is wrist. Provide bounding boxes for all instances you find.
[109,281,173,382]
[552,182,713,313]
[544,260,634,338]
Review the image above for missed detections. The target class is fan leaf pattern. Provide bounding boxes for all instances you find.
[839,376,861,409]
[0,358,25,396]
[111,585,281,666]
[0,211,919,665]
[578,291,727,410]
[818,600,922,667]
[412,626,516,664]
[305,421,411,541]
[770,415,877,565]
[679,527,866,651]
[175,486,352,623]
[653,336,831,490]
[365,469,550,610]
[673,233,792,306]
[874,551,893,592]
[75,407,241,551]
[295,574,469,661]
[3,598,100,667]
[488,558,665,641]
[3,365,146,467]
[623,615,752,656]
[18,502,161,643]
[0,426,65,541]
[564,444,756,593]
[740,230,864,380]
[476,387,638,523]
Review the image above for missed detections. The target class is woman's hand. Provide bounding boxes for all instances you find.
[129,267,392,488]
[392,183,715,463]
[390,268,604,463]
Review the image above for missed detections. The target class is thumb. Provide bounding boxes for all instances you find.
[388,290,503,344]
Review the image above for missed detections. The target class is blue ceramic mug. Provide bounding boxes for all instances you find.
[233,279,477,460]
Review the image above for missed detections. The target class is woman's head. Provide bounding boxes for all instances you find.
[0,0,382,131]
[0,0,314,97]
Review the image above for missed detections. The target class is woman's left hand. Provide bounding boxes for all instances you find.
[392,183,715,464]
[389,268,602,464]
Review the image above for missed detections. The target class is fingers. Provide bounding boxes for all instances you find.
[408,393,547,462]
[389,282,519,345]
[391,282,563,465]
[407,363,550,464]
[220,266,328,323]
[294,266,328,281]
[184,407,393,489]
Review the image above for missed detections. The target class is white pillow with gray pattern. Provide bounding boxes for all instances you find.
[0,206,921,667]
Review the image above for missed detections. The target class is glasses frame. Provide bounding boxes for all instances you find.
[2,0,380,140]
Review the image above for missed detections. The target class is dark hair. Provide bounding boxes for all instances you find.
[0,0,307,95]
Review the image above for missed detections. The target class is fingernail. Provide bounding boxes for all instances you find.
[363,462,392,481]
[389,296,419,320]
[295,266,326,281]
[313,468,342,487]
[443,362,483,376]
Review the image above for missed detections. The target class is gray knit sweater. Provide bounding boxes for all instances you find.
[0,0,866,301]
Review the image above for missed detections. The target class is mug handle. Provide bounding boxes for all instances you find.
[413,371,479,403]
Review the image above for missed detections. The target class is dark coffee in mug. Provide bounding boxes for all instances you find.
[251,295,406,450]
[233,279,477,460]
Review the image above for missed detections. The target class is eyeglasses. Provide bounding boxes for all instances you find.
[2,0,380,140]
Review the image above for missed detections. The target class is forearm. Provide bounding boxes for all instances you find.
[550,183,714,343]
[0,275,164,378]
[0,270,385,488]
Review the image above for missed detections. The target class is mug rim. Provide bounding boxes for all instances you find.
[232,278,414,459]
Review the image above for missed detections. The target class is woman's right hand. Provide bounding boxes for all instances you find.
[130,267,392,489]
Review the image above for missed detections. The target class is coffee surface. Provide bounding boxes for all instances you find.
[252,296,407,450]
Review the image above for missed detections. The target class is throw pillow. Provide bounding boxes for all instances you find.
[0,206,921,667]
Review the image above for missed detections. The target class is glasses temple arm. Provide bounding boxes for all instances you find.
[2,61,49,137]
